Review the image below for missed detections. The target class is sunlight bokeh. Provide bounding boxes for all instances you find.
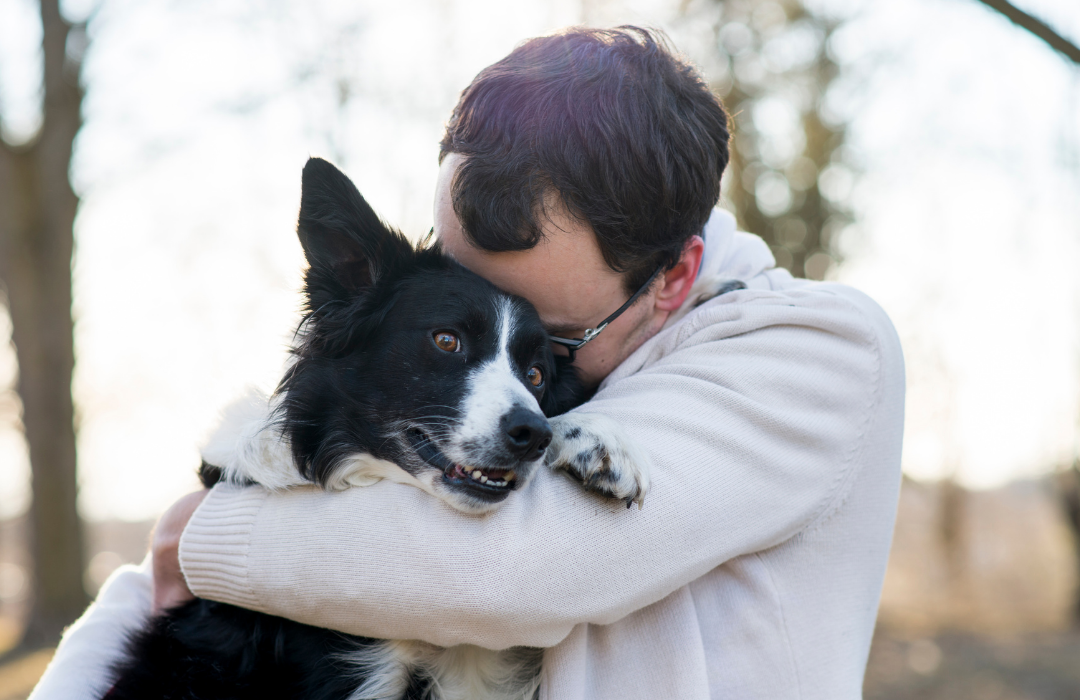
[0,0,1077,520]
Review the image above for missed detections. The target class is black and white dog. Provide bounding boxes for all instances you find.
[104,158,650,700]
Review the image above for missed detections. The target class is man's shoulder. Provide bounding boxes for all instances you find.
[671,280,900,363]
[604,278,903,398]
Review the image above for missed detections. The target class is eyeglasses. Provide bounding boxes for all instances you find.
[548,266,664,362]
[423,227,661,363]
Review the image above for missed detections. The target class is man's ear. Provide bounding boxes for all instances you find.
[653,235,705,312]
[297,157,413,311]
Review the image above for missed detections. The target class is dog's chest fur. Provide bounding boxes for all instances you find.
[344,640,541,700]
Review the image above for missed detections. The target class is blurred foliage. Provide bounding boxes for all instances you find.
[694,0,855,279]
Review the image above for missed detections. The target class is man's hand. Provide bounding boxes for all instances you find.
[151,489,210,614]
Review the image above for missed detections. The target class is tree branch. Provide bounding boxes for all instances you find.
[972,0,1080,65]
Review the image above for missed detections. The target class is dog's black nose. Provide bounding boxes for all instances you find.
[501,408,553,462]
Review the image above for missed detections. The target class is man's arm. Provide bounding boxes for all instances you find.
[179,285,902,650]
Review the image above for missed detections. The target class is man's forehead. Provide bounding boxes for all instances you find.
[433,154,626,331]
[436,228,594,328]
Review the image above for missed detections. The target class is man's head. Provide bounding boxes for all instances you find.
[435,26,731,387]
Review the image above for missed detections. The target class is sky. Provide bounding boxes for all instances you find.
[0,0,1078,520]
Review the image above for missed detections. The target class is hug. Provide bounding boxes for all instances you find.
[30,25,904,700]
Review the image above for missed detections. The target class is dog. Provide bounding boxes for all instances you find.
[103,157,651,700]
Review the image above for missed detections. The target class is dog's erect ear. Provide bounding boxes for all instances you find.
[297,158,412,308]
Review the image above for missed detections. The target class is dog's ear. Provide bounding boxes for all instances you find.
[297,157,413,310]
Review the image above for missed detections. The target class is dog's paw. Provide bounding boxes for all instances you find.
[692,275,746,308]
[545,413,651,508]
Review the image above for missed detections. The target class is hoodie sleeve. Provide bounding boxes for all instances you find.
[179,284,904,650]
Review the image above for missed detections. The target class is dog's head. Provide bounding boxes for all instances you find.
[277,158,584,513]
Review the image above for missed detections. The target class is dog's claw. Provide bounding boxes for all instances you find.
[546,413,651,509]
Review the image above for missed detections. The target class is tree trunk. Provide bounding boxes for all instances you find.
[0,0,86,649]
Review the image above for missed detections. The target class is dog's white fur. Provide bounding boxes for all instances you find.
[343,641,541,700]
[201,392,434,495]
[548,412,652,508]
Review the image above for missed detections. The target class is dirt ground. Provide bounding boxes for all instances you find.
[865,630,1080,700]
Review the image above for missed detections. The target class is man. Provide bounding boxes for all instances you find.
[32,26,904,699]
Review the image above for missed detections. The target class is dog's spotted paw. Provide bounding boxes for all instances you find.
[692,276,745,308]
[545,413,651,509]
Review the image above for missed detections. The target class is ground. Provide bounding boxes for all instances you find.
[865,631,1080,700]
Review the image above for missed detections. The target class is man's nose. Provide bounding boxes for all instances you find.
[500,407,552,462]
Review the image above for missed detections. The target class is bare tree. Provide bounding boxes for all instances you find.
[687,0,854,280]
[972,0,1080,65]
[0,0,87,648]
[967,0,1080,621]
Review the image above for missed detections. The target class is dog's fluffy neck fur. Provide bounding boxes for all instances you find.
[201,390,435,496]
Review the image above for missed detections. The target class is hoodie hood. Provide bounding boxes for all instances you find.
[599,208,797,390]
[697,208,778,285]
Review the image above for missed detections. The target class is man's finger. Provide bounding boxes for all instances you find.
[151,489,210,614]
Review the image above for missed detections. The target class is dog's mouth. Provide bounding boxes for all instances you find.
[407,429,517,495]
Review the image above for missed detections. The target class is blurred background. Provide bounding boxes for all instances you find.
[0,0,1078,696]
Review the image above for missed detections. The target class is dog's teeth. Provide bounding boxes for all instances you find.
[480,475,488,483]
[472,470,482,480]
[505,471,516,483]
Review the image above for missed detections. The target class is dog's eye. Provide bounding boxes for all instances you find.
[526,366,544,388]
[433,331,461,353]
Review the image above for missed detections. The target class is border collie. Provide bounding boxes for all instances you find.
[103,158,651,700]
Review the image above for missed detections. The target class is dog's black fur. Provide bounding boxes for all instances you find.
[104,158,588,699]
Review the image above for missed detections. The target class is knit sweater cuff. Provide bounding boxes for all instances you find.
[178,483,268,610]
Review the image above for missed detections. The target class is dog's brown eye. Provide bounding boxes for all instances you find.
[526,366,543,387]
[433,332,460,353]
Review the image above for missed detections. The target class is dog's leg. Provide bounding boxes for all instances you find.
[692,276,746,306]
[545,413,651,509]
[661,275,746,329]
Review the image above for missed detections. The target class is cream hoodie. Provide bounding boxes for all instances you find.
[31,209,905,700]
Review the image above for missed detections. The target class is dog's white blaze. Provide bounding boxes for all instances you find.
[449,298,540,462]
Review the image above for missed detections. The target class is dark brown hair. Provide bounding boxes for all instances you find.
[439,26,731,291]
